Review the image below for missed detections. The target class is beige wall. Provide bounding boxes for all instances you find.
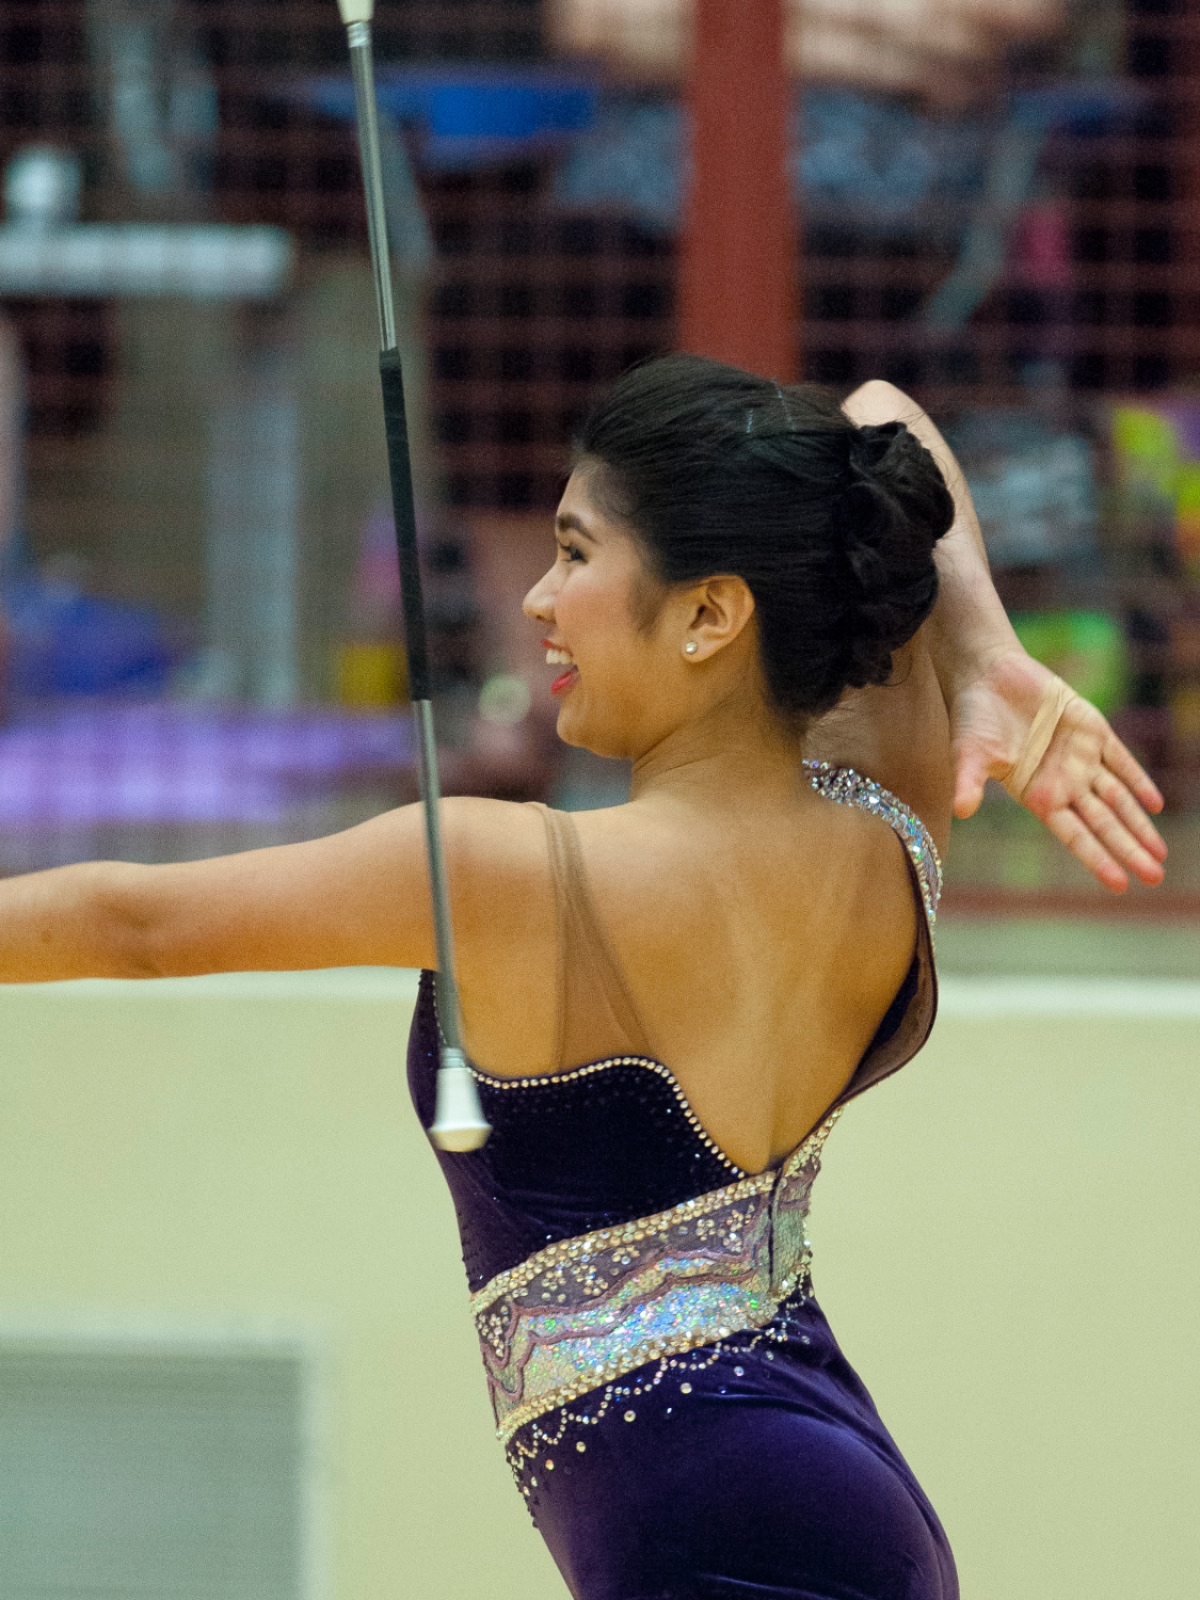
[0,970,1195,1600]
[817,979,1200,1600]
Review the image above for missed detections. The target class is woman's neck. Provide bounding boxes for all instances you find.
[627,689,809,810]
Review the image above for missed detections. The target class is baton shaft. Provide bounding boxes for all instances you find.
[339,12,486,1144]
[346,21,396,354]
[378,352,430,700]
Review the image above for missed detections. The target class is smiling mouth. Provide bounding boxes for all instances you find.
[544,642,578,696]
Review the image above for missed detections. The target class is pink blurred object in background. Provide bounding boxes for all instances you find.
[350,503,403,633]
[547,0,1068,102]
[1011,202,1074,290]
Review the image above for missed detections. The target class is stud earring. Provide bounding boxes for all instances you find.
[684,641,698,656]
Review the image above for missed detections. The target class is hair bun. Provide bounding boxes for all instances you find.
[847,420,905,474]
[834,421,955,690]
[576,354,956,724]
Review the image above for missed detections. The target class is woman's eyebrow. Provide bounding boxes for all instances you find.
[555,512,598,542]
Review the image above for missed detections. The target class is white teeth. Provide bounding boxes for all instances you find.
[545,648,574,666]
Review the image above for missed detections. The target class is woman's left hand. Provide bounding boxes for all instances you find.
[950,646,1168,893]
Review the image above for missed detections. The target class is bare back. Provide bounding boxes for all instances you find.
[457,766,944,1175]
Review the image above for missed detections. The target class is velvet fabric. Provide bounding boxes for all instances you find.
[408,974,958,1600]
[517,1297,955,1600]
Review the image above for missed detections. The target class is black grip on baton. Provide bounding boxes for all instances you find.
[379,349,430,702]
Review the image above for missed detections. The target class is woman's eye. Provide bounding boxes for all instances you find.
[557,541,585,563]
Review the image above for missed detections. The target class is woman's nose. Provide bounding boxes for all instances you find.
[523,565,557,621]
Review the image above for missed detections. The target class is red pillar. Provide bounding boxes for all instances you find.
[678,0,797,382]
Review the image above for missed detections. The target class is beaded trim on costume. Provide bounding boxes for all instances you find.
[471,1054,745,1176]
[505,1299,811,1489]
[804,759,942,930]
[471,1110,838,1446]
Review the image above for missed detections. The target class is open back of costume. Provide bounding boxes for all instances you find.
[408,763,958,1600]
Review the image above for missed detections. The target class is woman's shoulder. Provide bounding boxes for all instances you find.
[439,795,553,899]
[438,779,930,956]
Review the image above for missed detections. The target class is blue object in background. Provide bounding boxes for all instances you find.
[5,572,175,697]
[1010,80,1144,139]
[304,68,1144,216]
[306,66,597,170]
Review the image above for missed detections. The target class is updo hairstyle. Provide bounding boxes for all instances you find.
[574,354,955,723]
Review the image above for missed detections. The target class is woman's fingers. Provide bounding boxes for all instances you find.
[1017,722,1166,888]
[1102,729,1164,815]
[1043,804,1129,893]
[1057,694,1162,804]
[1022,701,1169,876]
[1029,766,1165,888]
[1071,787,1166,887]
[1092,767,1168,862]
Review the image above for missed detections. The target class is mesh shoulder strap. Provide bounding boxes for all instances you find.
[528,803,655,1072]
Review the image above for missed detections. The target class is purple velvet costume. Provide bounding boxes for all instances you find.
[407,764,958,1600]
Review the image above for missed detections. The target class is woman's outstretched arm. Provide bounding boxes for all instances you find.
[840,379,1166,893]
[0,810,433,982]
[0,797,544,983]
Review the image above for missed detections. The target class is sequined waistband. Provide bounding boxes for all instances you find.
[470,1113,838,1444]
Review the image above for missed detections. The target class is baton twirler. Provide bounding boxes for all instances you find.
[336,0,490,1151]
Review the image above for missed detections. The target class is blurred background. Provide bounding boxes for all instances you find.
[0,0,1197,912]
[0,3,1198,1598]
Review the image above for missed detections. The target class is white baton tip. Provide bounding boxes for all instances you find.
[430,1062,492,1152]
[336,0,374,25]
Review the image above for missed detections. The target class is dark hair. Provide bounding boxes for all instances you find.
[574,354,955,723]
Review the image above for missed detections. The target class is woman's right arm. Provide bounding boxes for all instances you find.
[0,796,546,982]
[842,380,1167,893]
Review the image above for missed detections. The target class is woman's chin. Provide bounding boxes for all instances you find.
[554,700,588,748]
[555,714,631,765]
[555,701,606,755]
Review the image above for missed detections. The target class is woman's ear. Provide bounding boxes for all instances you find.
[680,575,757,662]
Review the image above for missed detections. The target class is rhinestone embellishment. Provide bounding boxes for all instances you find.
[804,759,942,932]
[472,1112,838,1445]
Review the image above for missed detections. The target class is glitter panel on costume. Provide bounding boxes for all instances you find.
[804,760,942,930]
[472,1113,836,1443]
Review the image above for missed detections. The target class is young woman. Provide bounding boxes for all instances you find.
[0,358,1164,1599]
